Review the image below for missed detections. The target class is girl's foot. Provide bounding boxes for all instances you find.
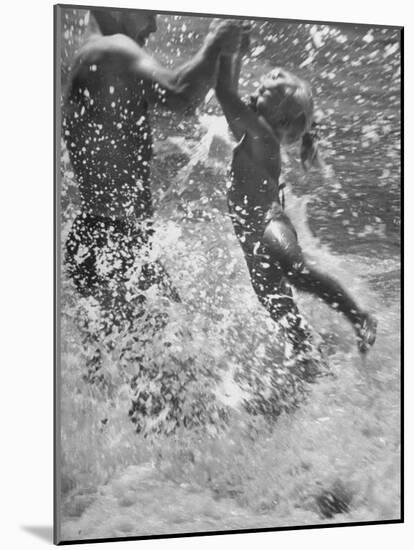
[355,313,377,353]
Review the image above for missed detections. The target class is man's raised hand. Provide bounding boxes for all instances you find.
[240,22,251,56]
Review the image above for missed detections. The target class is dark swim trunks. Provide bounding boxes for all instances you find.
[65,214,179,311]
[65,214,150,292]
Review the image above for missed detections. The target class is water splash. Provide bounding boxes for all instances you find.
[59,12,400,538]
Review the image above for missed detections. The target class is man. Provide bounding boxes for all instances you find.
[63,9,242,317]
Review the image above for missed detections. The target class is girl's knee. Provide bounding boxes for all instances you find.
[262,222,304,274]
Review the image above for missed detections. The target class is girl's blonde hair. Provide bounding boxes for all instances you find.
[260,68,319,170]
[261,67,314,133]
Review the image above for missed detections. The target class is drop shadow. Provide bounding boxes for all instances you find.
[21,525,53,543]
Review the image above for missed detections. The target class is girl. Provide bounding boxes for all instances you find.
[214,37,377,356]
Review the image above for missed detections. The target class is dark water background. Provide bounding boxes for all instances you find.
[58,9,401,541]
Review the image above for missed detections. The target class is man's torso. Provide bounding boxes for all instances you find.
[63,34,154,220]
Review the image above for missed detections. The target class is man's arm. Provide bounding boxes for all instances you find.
[130,21,242,113]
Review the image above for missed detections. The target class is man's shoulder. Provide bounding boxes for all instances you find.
[77,33,143,64]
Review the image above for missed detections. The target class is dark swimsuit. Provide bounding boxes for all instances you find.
[227,134,301,324]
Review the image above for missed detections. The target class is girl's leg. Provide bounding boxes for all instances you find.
[249,246,322,382]
[250,252,299,323]
[290,260,362,325]
[262,215,377,353]
[288,260,377,352]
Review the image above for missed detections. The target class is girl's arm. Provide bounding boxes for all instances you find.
[215,28,278,165]
[215,49,280,179]
[215,53,270,143]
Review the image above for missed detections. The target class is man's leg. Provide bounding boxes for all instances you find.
[127,258,181,432]
[139,260,181,303]
[65,214,100,296]
[65,215,137,387]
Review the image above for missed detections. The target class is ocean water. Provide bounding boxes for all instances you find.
[58,10,401,541]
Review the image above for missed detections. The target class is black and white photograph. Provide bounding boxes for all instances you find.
[54,3,402,544]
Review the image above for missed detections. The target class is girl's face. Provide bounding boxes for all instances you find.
[256,86,308,144]
[255,69,312,144]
